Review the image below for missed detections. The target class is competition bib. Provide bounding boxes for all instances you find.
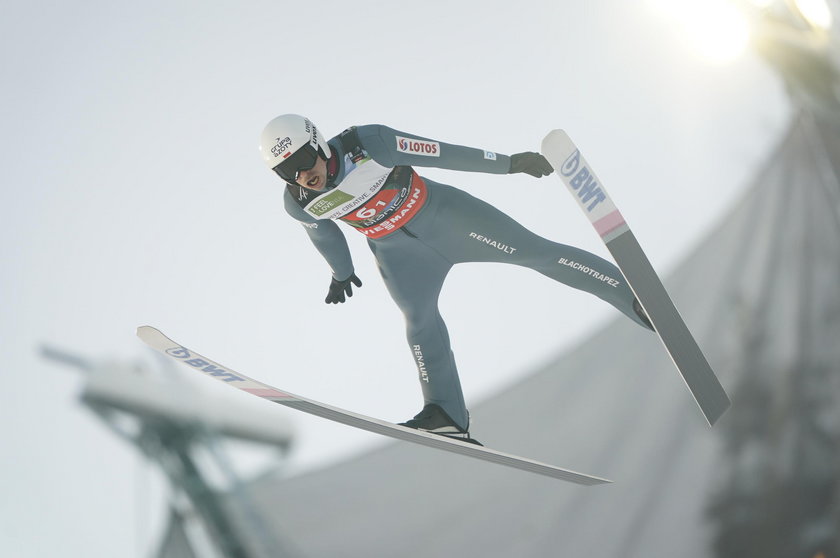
[339,166,428,238]
[288,154,428,238]
[300,157,392,221]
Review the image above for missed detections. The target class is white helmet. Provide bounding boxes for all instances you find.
[259,114,331,182]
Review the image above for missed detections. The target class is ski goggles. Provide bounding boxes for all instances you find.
[272,144,319,183]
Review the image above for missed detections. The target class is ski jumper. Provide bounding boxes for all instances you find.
[283,125,650,429]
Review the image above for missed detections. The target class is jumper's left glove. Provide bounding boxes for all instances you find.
[509,152,554,178]
[325,273,362,304]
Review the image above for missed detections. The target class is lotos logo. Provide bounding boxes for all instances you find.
[396,136,440,157]
[560,149,606,212]
[165,346,246,383]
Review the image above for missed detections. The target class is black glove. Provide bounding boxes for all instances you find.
[325,273,362,304]
[509,152,554,178]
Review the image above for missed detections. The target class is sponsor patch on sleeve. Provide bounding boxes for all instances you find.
[396,136,440,157]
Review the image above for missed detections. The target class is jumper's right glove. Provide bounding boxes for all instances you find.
[509,152,554,178]
[325,273,362,304]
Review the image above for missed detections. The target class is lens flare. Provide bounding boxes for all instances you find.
[793,0,833,29]
[648,0,751,63]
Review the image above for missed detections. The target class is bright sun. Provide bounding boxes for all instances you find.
[793,0,834,29]
[647,0,751,63]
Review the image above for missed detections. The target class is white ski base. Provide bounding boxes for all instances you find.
[137,326,610,485]
[541,129,730,426]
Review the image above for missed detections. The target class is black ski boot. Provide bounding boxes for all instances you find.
[399,404,483,446]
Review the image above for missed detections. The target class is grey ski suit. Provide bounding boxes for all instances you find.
[283,124,649,429]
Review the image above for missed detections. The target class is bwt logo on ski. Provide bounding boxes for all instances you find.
[561,149,607,212]
[165,346,245,383]
[396,136,440,157]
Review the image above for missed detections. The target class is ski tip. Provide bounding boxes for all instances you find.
[136,325,164,343]
[540,130,575,162]
[541,129,570,144]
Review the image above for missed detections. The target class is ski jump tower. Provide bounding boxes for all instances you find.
[41,346,296,558]
[705,2,840,556]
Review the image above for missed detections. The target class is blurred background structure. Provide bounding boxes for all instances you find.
[3,0,838,556]
[40,347,295,557]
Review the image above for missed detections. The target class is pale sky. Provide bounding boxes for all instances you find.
[1,1,789,556]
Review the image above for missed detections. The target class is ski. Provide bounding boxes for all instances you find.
[137,326,610,485]
[541,130,730,426]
